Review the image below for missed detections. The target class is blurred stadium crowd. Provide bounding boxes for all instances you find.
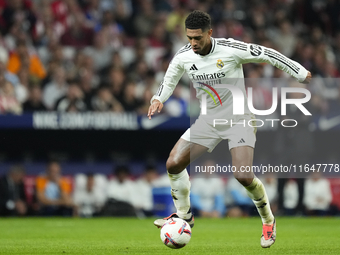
[0,0,339,115]
[1,161,339,217]
[0,0,340,218]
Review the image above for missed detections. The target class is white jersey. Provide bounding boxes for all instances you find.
[151,37,308,122]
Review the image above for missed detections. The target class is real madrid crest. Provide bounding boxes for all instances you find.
[216,59,224,69]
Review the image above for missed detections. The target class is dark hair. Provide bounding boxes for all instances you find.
[114,165,130,175]
[9,165,25,175]
[47,160,60,167]
[144,165,157,173]
[86,172,94,178]
[185,10,211,31]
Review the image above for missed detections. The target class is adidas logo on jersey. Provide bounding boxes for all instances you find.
[190,64,198,70]
[238,138,245,143]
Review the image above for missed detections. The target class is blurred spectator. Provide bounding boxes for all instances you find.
[83,29,113,71]
[42,66,68,109]
[0,78,22,114]
[82,0,103,28]
[79,67,99,108]
[49,44,73,71]
[283,179,299,216]
[166,1,187,33]
[99,51,124,78]
[128,60,149,84]
[66,50,85,81]
[103,165,136,216]
[50,0,72,33]
[225,177,255,217]
[133,165,159,217]
[0,46,27,103]
[191,161,225,218]
[107,67,125,99]
[98,10,123,50]
[7,41,46,80]
[119,80,143,112]
[0,165,27,216]
[54,82,86,112]
[23,84,47,112]
[0,0,36,36]
[91,86,123,112]
[73,173,107,217]
[133,0,155,37]
[0,46,20,91]
[107,165,135,205]
[149,22,169,48]
[36,161,74,216]
[15,68,29,103]
[60,14,94,47]
[163,85,188,117]
[34,4,62,46]
[111,0,133,35]
[304,172,332,216]
[272,20,297,58]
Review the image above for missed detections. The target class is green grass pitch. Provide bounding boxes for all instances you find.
[0,217,339,254]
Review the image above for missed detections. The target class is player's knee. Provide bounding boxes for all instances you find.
[166,157,183,174]
[234,171,254,186]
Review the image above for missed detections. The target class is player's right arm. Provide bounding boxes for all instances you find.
[147,54,185,119]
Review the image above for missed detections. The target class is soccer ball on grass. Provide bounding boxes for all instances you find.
[160,218,192,249]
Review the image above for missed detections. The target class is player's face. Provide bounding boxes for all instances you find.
[186,28,213,55]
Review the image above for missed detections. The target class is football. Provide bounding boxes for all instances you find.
[160,218,192,249]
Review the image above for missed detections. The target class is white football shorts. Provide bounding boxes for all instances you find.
[181,116,256,152]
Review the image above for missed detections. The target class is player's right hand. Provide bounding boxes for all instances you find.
[147,99,163,119]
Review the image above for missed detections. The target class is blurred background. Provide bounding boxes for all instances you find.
[0,0,339,218]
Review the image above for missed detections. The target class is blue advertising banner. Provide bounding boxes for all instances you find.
[0,112,339,131]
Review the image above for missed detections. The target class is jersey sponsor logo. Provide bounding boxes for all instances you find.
[191,72,225,81]
[197,82,222,106]
[216,59,224,69]
[190,64,198,70]
[250,44,262,56]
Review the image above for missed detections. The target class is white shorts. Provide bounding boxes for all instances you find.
[181,116,256,152]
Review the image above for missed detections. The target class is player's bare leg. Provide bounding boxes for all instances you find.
[153,138,208,228]
[231,146,276,248]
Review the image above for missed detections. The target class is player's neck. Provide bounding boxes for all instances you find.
[199,41,212,56]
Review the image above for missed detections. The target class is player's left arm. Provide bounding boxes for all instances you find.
[231,39,312,83]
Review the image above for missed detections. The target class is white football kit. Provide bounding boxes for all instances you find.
[151,38,308,152]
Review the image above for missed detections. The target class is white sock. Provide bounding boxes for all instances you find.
[168,170,192,220]
[244,177,274,224]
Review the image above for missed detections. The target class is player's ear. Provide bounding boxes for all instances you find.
[208,29,213,36]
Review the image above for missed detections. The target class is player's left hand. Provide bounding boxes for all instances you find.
[147,99,163,120]
[302,71,312,84]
